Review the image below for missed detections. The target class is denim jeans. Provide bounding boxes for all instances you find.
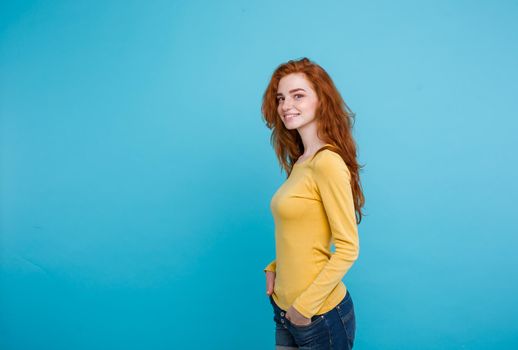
[269,291,356,349]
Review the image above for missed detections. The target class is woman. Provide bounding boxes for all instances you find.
[261,57,365,349]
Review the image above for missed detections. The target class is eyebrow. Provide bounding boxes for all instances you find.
[276,88,306,96]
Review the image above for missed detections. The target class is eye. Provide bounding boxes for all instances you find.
[294,94,304,99]
[276,96,284,103]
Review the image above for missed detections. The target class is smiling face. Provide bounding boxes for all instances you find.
[276,73,319,132]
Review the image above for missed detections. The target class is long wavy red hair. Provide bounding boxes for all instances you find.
[261,57,365,224]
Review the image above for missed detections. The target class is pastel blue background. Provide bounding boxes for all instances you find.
[1,0,517,349]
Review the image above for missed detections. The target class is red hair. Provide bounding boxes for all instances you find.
[261,57,365,224]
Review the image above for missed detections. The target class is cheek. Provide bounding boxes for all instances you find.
[307,100,318,115]
[301,101,317,115]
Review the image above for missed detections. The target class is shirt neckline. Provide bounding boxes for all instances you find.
[293,144,334,167]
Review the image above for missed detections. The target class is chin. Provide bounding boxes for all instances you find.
[284,122,302,130]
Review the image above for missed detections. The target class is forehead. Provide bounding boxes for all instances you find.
[277,73,313,93]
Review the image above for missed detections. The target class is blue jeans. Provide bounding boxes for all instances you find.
[269,291,356,349]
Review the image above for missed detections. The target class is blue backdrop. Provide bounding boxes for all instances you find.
[1,1,517,349]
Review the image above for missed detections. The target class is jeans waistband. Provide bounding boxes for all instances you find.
[269,290,351,319]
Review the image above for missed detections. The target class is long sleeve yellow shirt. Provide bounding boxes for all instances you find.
[264,147,360,319]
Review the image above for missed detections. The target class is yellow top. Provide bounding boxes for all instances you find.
[264,147,360,319]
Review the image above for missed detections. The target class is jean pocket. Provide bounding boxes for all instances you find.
[287,314,324,331]
[336,301,355,345]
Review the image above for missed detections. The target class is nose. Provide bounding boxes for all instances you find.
[281,97,293,111]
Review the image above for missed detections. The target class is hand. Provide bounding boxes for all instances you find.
[286,306,311,326]
[265,271,275,296]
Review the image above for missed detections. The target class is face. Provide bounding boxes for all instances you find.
[276,73,319,132]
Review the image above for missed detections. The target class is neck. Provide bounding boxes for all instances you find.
[297,121,326,156]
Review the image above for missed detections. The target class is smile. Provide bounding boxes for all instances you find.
[284,113,300,120]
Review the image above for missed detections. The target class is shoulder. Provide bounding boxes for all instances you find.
[311,149,351,179]
[312,149,348,169]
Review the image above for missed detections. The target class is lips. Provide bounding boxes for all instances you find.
[284,113,300,121]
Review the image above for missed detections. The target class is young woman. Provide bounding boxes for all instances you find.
[261,57,365,349]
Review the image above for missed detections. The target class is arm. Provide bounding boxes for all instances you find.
[264,260,276,296]
[291,152,360,319]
